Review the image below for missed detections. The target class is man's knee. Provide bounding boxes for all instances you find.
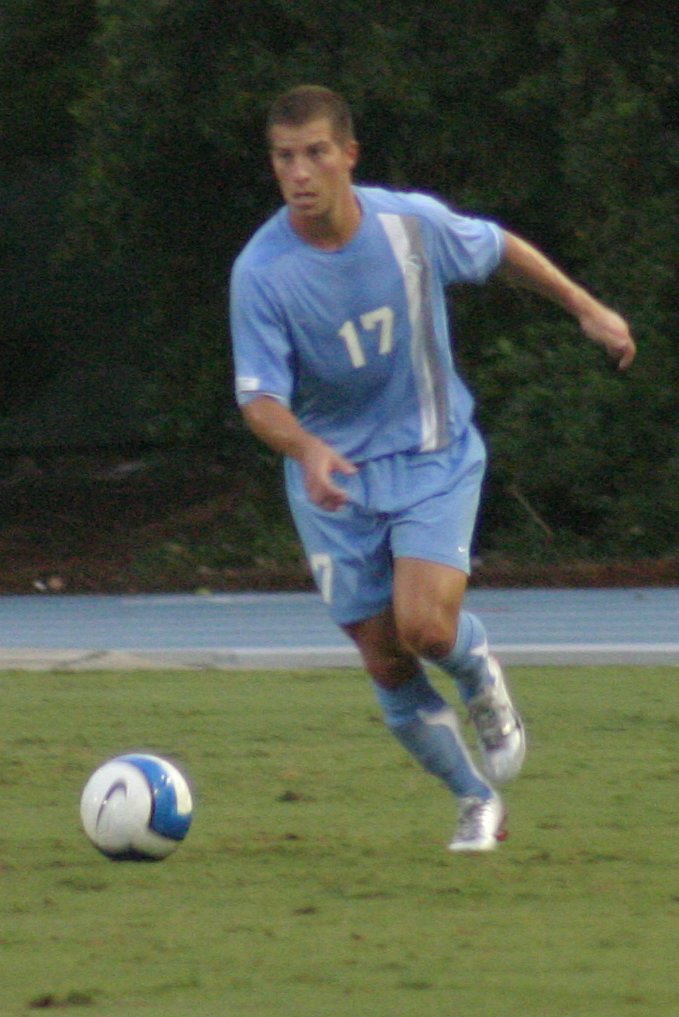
[393,559,466,660]
[343,610,420,688]
[397,614,459,662]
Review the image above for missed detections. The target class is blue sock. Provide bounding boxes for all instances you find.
[373,670,491,800]
[427,610,493,705]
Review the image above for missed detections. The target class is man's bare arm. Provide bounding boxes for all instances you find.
[500,231,636,370]
[241,396,356,511]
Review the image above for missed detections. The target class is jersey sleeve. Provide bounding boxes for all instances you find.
[229,259,294,408]
[412,193,505,285]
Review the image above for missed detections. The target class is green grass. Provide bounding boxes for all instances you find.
[1,667,678,1016]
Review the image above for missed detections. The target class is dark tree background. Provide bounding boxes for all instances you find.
[1,0,677,565]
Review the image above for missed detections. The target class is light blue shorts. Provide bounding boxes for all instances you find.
[284,425,487,626]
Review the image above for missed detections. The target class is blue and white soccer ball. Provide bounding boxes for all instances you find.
[80,753,193,861]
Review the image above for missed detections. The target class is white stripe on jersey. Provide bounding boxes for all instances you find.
[378,213,447,451]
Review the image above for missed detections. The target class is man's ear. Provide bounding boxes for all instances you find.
[346,139,360,171]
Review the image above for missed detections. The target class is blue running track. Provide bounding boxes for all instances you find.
[0,587,677,669]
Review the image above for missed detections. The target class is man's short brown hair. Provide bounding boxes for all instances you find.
[266,85,355,144]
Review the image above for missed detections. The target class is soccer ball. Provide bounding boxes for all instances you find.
[80,753,193,861]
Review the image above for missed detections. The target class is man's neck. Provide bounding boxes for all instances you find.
[290,191,362,251]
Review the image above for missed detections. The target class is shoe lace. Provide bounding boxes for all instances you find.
[456,798,489,841]
[469,693,515,748]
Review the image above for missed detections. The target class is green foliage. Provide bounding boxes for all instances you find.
[2,0,678,558]
[141,302,232,445]
[1,666,678,1015]
[132,481,302,585]
[0,0,96,167]
[0,0,98,411]
[469,313,679,560]
[465,0,679,559]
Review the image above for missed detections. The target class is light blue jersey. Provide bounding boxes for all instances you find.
[230,186,503,462]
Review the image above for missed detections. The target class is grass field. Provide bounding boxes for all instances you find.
[1,666,678,1016]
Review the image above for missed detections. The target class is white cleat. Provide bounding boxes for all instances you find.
[468,656,526,784]
[449,793,507,853]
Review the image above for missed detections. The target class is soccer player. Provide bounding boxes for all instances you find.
[229,86,636,851]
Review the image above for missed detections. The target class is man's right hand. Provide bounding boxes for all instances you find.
[242,396,356,510]
[301,438,357,511]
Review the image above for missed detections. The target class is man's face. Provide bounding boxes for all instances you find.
[269,117,358,225]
